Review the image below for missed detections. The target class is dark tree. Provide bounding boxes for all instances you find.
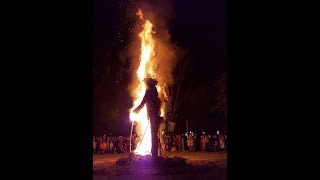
[210,73,227,129]
[165,50,191,122]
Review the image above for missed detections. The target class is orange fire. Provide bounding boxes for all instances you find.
[129,9,164,156]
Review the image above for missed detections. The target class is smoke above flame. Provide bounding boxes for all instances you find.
[128,7,178,156]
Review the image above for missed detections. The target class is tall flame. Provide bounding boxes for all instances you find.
[129,9,157,156]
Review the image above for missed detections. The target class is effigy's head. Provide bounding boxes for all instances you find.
[143,78,158,87]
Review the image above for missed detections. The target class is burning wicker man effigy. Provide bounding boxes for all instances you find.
[133,78,163,158]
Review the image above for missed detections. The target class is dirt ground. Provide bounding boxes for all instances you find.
[93,151,227,179]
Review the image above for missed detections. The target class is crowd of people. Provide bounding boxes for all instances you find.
[160,132,227,153]
[93,135,131,154]
[93,131,227,154]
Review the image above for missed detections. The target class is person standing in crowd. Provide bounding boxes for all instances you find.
[97,137,101,154]
[181,134,185,151]
[187,134,193,151]
[214,135,219,151]
[110,139,114,153]
[93,136,97,154]
[118,137,123,153]
[224,134,227,152]
[106,138,110,154]
[99,138,106,154]
[205,134,210,151]
[200,134,205,151]
[219,134,225,152]
[193,133,197,152]
[176,133,182,151]
[125,137,130,152]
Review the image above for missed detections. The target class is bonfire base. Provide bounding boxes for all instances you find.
[116,153,188,169]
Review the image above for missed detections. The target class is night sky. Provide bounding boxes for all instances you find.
[93,0,226,136]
